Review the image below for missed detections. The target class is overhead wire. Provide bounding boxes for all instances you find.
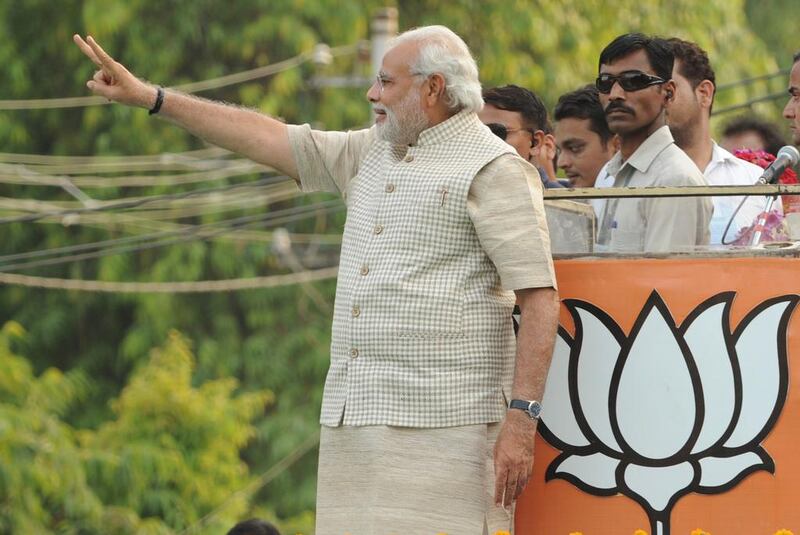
[0,159,268,188]
[0,200,344,272]
[0,174,297,225]
[0,267,338,293]
[0,42,359,110]
[0,146,229,165]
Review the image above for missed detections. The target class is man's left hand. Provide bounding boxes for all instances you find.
[493,409,537,508]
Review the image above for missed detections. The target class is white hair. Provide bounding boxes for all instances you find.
[388,25,483,114]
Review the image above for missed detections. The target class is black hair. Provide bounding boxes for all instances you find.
[483,85,548,132]
[667,38,715,88]
[667,37,716,111]
[794,51,800,64]
[721,115,787,157]
[598,33,674,82]
[227,519,281,535]
[553,84,614,146]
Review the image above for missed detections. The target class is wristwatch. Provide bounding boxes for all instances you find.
[509,399,543,420]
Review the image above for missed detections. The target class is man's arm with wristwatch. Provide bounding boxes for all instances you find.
[494,285,559,508]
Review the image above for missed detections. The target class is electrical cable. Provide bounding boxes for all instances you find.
[0,174,296,225]
[0,200,344,272]
[0,267,338,293]
[0,42,359,110]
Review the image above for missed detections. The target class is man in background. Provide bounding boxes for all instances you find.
[554,85,618,189]
[595,33,712,252]
[784,52,800,147]
[721,115,787,157]
[480,85,564,187]
[553,84,619,220]
[667,38,765,244]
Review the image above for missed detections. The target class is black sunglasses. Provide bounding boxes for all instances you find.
[595,71,666,94]
[486,123,534,141]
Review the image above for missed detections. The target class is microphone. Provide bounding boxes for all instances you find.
[749,145,800,246]
[757,145,800,184]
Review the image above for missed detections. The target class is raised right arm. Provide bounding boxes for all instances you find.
[73,35,298,180]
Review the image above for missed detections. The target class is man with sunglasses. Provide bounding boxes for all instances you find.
[480,85,565,188]
[74,25,559,534]
[595,33,712,253]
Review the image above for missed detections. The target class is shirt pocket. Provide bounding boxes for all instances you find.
[609,226,645,253]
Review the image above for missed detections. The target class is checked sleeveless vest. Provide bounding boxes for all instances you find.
[322,111,519,427]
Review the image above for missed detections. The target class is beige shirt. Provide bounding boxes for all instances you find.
[289,124,556,290]
[598,125,713,253]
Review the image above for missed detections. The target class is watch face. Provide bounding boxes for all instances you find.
[528,401,543,419]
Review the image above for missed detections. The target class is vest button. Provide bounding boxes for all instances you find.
[352,305,361,317]
[385,183,395,193]
[350,348,359,359]
[404,154,414,163]
[360,265,369,276]
[374,224,384,235]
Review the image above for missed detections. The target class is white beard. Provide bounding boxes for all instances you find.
[376,89,430,145]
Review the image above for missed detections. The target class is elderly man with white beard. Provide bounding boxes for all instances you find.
[75,25,559,534]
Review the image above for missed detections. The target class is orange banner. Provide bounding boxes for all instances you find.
[516,256,800,535]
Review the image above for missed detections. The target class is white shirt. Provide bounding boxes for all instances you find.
[591,161,615,220]
[704,143,772,245]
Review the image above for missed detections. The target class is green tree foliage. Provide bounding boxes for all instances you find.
[0,1,793,531]
[0,323,270,534]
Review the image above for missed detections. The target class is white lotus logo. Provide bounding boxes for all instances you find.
[539,291,798,535]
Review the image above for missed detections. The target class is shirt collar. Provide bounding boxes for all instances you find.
[704,142,738,174]
[710,141,736,164]
[416,109,477,147]
[607,124,674,176]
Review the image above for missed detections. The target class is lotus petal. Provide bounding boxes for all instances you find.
[725,299,795,448]
[623,462,695,513]
[541,331,590,447]
[573,304,622,453]
[549,452,620,494]
[682,298,737,454]
[698,450,773,489]
[616,296,698,460]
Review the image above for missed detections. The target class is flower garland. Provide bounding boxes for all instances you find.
[729,149,799,244]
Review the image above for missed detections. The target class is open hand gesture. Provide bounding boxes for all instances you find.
[73,34,156,109]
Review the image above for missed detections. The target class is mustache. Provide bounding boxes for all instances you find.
[605,101,635,116]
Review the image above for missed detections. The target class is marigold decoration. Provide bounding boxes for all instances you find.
[691,530,711,535]
[773,530,794,535]
[633,530,649,535]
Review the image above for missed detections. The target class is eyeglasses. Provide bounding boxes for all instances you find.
[486,123,533,141]
[595,71,666,94]
[375,72,424,93]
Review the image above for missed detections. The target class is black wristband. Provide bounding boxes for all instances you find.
[148,86,164,115]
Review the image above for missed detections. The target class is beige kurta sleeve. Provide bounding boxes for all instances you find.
[468,153,557,291]
[286,124,376,195]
